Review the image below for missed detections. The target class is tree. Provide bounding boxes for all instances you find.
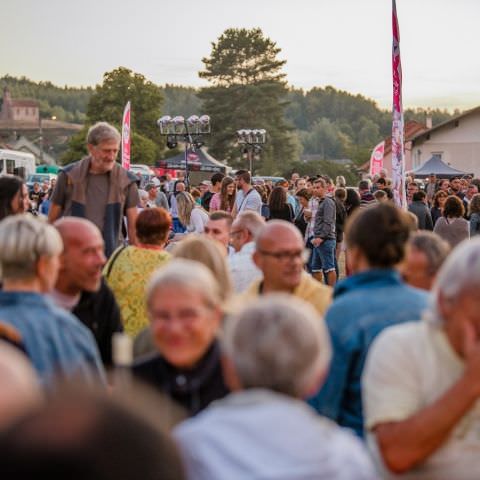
[199,28,297,173]
[62,67,164,165]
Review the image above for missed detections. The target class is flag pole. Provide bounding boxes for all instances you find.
[391,0,406,209]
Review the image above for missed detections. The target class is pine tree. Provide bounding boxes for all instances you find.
[199,28,297,173]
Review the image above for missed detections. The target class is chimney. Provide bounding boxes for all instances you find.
[426,116,432,129]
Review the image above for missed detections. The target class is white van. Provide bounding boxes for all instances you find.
[0,149,36,178]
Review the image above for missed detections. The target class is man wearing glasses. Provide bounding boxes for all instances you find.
[240,220,332,316]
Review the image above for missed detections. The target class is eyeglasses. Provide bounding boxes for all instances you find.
[257,248,310,263]
[229,229,244,238]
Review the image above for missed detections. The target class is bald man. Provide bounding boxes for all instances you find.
[50,217,123,366]
[240,220,332,316]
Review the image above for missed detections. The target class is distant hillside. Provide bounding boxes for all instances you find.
[1,74,457,167]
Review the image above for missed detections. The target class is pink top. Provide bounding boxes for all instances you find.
[209,192,232,213]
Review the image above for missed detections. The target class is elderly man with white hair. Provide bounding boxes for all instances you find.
[175,295,377,480]
[363,237,480,479]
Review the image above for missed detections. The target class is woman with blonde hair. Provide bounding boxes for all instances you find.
[209,176,236,213]
[133,235,233,358]
[173,235,233,303]
[176,191,209,234]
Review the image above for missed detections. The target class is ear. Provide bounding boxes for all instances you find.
[220,354,242,392]
[253,250,262,269]
[86,143,95,156]
[437,291,454,321]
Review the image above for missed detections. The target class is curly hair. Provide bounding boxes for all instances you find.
[468,193,480,216]
[443,195,464,218]
[433,190,448,208]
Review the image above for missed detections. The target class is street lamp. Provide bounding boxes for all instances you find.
[236,129,267,175]
[157,114,211,185]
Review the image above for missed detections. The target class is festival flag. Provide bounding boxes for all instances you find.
[391,0,406,208]
[369,141,385,176]
[121,101,131,170]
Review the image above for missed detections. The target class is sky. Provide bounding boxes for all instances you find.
[1,0,479,111]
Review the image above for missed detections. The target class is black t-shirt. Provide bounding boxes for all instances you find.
[201,191,214,211]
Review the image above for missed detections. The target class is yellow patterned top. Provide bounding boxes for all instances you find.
[103,246,171,337]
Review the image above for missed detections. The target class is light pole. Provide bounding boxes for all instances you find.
[157,115,211,186]
[236,129,267,175]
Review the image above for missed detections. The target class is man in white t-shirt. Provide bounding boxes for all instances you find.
[234,170,262,216]
[228,211,264,292]
[363,237,480,480]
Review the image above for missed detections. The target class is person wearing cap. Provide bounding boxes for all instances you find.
[145,182,168,210]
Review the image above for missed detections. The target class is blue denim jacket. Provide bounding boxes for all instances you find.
[308,269,429,437]
[0,291,106,386]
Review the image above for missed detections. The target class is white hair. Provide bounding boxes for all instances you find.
[146,259,221,309]
[428,237,480,324]
[234,211,265,239]
[0,214,63,280]
[86,122,121,146]
[222,294,331,397]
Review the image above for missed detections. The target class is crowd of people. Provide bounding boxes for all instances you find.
[1,121,480,479]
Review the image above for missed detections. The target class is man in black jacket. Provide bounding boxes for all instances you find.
[408,191,434,230]
[51,217,123,367]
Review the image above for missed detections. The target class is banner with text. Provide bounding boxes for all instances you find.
[121,101,131,170]
[391,0,406,208]
[369,141,385,176]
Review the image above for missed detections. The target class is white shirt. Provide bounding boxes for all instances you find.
[228,242,262,293]
[175,389,377,480]
[186,207,209,234]
[363,319,480,480]
[235,187,262,215]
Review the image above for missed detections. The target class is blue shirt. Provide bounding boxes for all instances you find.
[0,291,106,386]
[308,269,429,437]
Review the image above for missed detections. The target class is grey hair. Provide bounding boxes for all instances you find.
[146,259,221,309]
[138,189,148,201]
[0,214,63,280]
[428,237,480,324]
[222,294,331,397]
[234,211,265,239]
[86,122,121,146]
[409,231,450,276]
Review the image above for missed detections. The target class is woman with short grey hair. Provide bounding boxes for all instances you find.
[133,259,228,416]
[0,214,105,386]
[175,295,377,480]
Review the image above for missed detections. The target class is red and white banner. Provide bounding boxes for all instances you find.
[391,0,406,209]
[369,141,385,176]
[121,101,131,170]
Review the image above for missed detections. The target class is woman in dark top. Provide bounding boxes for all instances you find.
[345,188,361,217]
[133,259,228,416]
[294,188,311,237]
[431,190,448,225]
[267,186,293,222]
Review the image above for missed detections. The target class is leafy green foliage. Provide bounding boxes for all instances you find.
[199,28,296,173]
[62,68,165,165]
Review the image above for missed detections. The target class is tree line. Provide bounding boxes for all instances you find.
[1,28,458,176]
